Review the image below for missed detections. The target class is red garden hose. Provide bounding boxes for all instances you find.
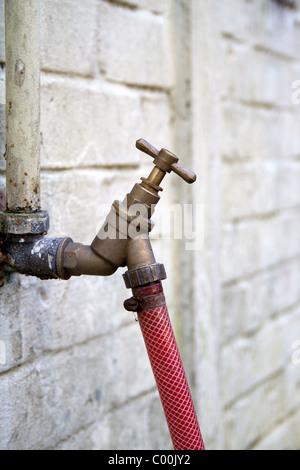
[131,281,205,450]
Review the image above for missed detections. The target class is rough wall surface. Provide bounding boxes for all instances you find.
[189,0,300,450]
[0,0,300,450]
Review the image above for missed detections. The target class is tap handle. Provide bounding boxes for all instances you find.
[136,139,197,184]
[136,139,159,159]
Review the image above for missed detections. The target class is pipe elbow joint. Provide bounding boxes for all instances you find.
[58,239,118,278]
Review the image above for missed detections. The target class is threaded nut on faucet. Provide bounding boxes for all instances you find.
[123,263,166,289]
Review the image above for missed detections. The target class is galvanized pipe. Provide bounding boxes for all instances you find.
[5,0,41,212]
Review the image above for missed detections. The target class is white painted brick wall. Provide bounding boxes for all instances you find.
[40,0,98,77]
[40,76,171,169]
[222,259,300,341]
[1,0,300,451]
[98,2,174,88]
[189,0,300,450]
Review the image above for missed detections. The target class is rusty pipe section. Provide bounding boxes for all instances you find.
[4,236,67,280]
[0,0,55,280]
[5,0,41,212]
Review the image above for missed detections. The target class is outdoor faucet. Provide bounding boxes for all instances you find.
[80,138,196,284]
[0,139,196,284]
[0,138,205,450]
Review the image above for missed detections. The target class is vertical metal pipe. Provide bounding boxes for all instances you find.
[5,0,41,212]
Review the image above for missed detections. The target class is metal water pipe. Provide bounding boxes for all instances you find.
[5,0,42,214]
[1,0,49,251]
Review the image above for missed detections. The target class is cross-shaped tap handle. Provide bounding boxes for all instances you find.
[136,139,197,184]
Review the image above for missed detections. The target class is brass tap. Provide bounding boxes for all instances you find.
[136,139,196,186]
[90,139,197,285]
[0,139,197,284]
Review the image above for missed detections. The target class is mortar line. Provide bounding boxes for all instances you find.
[222,253,300,289]
[247,403,300,450]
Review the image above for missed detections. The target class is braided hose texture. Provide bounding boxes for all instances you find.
[132,282,205,450]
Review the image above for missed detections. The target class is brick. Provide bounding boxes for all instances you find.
[98,1,173,88]
[217,0,300,60]
[54,390,170,450]
[284,352,300,414]
[224,374,286,449]
[40,0,98,76]
[252,408,300,450]
[221,162,278,220]
[222,281,258,342]
[90,391,171,450]
[222,259,300,342]
[107,322,158,403]
[0,274,47,374]
[222,308,300,405]
[221,212,300,282]
[136,91,173,153]
[222,160,300,221]
[33,275,130,351]
[221,102,300,162]
[40,78,139,168]
[40,76,171,169]
[53,421,99,450]
[222,42,299,108]
[277,162,300,210]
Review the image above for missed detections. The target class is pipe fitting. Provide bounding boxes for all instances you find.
[60,241,117,278]
[0,211,50,235]
[122,236,166,288]
[123,263,166,289]
[3,235,68,280]
[0,234,118,281]
[91,199,154,269]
